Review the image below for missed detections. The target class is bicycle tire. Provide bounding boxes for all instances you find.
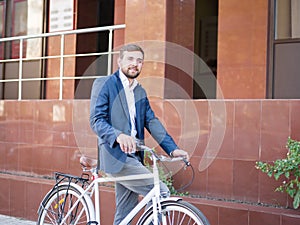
[137,200,210,225]
[37,184,92,225]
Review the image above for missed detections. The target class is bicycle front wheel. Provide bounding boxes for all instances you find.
[138,200,210,225]
[37,185,92,225]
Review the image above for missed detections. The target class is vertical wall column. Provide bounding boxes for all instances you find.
[124,0,196,99]
[165,1,195,98]
[217,0,269,98]
[124,0,167,99]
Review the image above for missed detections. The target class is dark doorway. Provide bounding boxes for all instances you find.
[193,0,218,99]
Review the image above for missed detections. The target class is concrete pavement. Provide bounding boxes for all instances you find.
[0,214,35,225]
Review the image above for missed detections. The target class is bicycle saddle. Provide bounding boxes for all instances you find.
[80,156,98,168]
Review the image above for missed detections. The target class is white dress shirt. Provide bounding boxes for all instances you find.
[119,69,138,138]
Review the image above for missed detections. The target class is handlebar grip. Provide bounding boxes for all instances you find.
[183,158,191,166]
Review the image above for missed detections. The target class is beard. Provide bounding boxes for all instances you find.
[122,67,141,79]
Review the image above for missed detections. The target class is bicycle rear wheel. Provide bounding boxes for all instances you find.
[37,185,92,225]
[137,200,210,225]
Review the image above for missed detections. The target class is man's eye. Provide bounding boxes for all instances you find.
[124,57,143,63]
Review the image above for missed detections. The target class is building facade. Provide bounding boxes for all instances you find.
[0,1,300,225]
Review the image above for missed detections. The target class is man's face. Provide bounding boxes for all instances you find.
[118,51,144,79]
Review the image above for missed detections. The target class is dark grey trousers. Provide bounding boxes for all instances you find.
[108,156,169,225]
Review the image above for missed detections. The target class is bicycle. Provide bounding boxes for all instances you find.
[37,144,210,225]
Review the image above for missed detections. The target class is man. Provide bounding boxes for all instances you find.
[90,43,189,224]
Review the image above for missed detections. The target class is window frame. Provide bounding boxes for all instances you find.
[267,0,300,98]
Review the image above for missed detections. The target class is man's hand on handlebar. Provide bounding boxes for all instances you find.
[116,135,190,164]
[116,134,136,153]
[171,149,190,162]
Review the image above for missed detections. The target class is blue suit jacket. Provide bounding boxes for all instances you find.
[90,71,178,174]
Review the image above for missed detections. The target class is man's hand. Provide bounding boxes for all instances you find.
[171,149,189,161]
[116,134,136,153]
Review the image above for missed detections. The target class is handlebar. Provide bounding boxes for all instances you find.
[79,143,194,191]
[137,144,191,167]
[80,143,191,170]
[137,143,193,191]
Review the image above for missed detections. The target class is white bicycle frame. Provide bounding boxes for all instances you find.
[58,150,183,225]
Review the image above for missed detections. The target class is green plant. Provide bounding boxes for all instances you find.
[256,137,300,209]
[144,150,189,196]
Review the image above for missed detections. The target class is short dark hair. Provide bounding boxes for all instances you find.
[119,44,144,59]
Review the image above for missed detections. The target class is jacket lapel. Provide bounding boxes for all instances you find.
[114,71,130,122]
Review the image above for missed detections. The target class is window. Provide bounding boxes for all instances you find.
[268,0,300,99]
[275,0,300,39]
[1,0,119,100]
[0,0,44,99]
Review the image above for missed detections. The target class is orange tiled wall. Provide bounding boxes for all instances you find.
[1,99,300,224]
[217,0,269,98]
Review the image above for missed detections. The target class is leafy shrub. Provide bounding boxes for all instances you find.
[144,150,189,196]
[256,137,300,209]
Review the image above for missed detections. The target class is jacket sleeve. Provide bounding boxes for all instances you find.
[90,77,122,148]
[144,96,179,155]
